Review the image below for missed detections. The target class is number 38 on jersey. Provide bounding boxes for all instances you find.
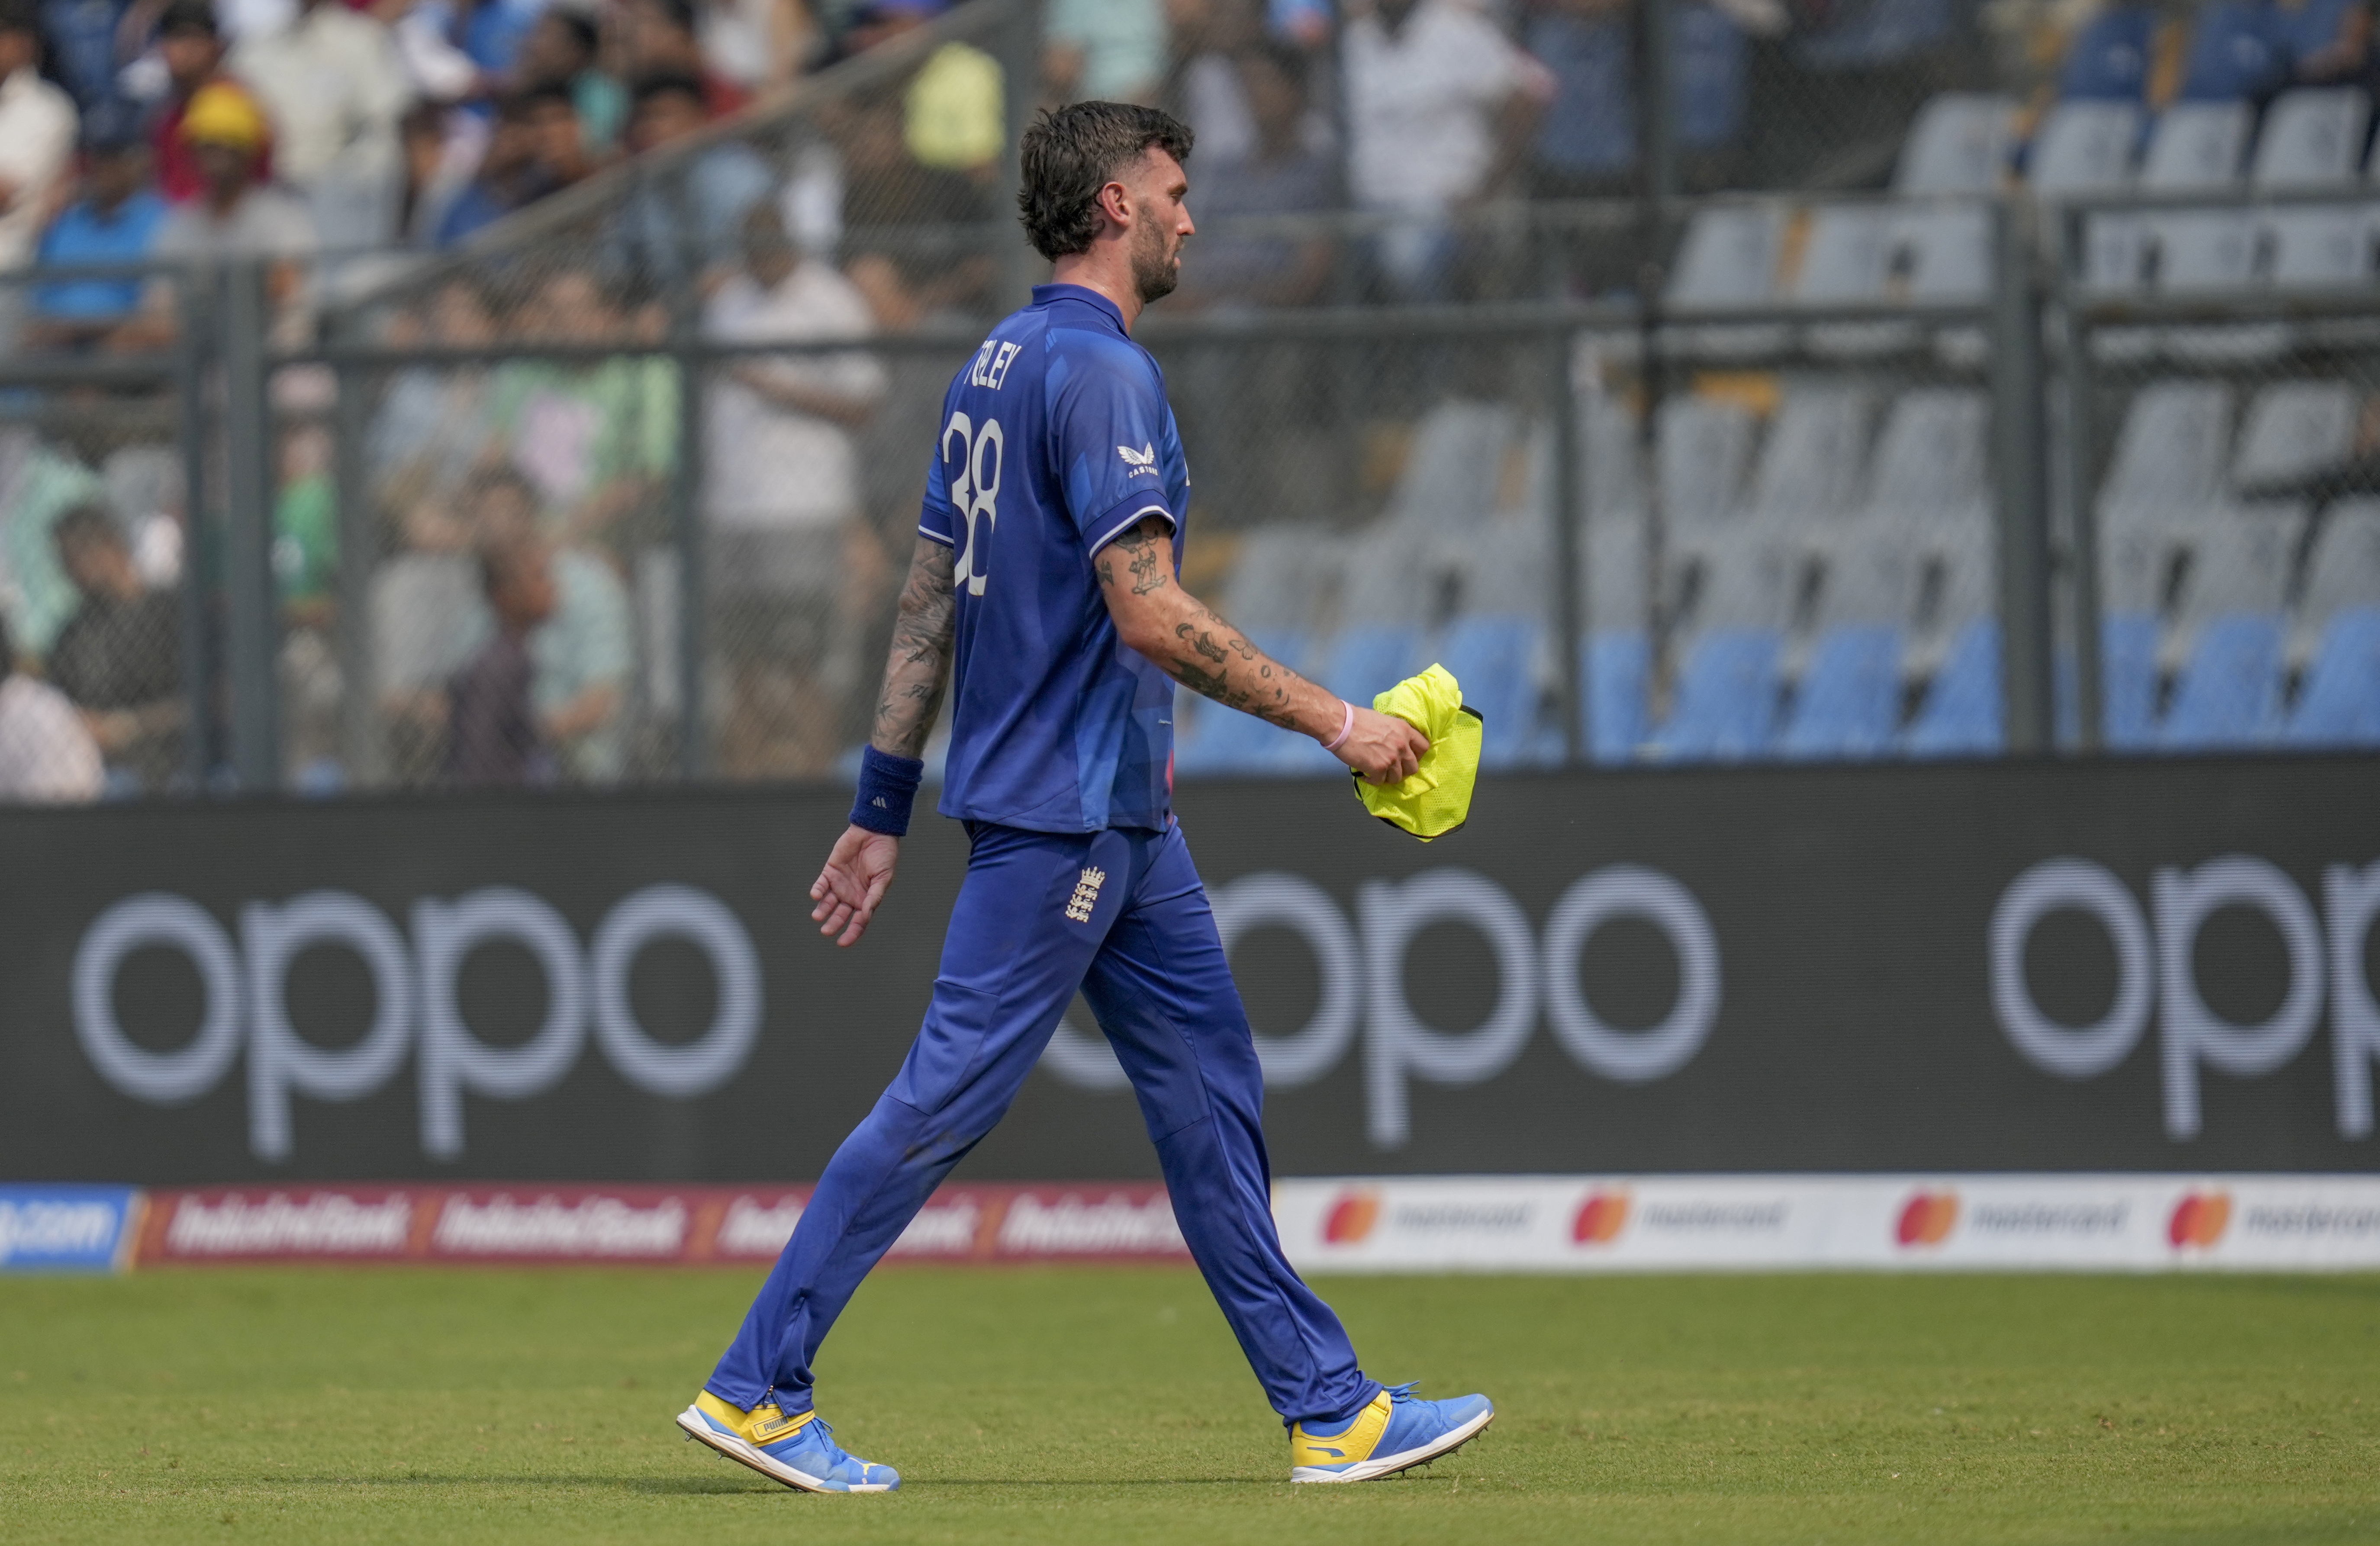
[941,410,1003,597]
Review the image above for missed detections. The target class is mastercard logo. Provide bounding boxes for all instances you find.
[2168,1191,2231,1249]
[1571,1191,1630,1246]
[1895,1190,1959,1247]
[1322,1190,1381,1245]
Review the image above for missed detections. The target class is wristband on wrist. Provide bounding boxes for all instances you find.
[1321,699,1356,753]
[850,745,925,836]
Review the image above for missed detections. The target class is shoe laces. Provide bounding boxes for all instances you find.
[1382,1381,1422,1404]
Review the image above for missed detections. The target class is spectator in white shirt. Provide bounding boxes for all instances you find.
[0,610,103,802]
[1341,0,1549,299]
[231,0,414,251]
[0,0,78,297]
[702,201,886,775]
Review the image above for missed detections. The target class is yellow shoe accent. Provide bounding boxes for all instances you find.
[693,1389,815,1446]
[1289,1389,1394,1469]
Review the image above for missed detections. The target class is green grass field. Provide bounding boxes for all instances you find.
[3,1267,2376,1544]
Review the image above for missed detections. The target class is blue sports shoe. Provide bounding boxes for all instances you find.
[676,1390,899,1493]
[1289,1382,1494,1483]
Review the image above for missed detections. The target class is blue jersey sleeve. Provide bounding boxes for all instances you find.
[1050,338,1177,555]
[917,419,958,548]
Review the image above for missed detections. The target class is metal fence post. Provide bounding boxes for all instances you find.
[330,352,382,786]
[220,258,280,791]
[1989,197,2055,755]
[1640,0,1677,207]
[175,269,215,788]
[673,306,709,781]
[2055,208,2104,755]
[1549,328,1588,766]
[996,0,1043,310]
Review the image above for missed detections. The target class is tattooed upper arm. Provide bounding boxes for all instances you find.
[1095,517,1174,597]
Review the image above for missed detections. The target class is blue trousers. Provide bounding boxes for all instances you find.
[707,820,1378,1427]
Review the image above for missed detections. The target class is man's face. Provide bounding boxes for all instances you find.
[492,546,557,628]
[194,142,254,199]
[430,282,494,345]
[160,29,220,88]
[88,147,149,208]
[1123,148,1193,306]
[631,90,705,152]
[525,101,582,166]
[534,273,609,339]
[58,534,130,598]
[519,15,585,82]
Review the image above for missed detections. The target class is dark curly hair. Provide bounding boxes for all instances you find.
[1016,102,1194,262]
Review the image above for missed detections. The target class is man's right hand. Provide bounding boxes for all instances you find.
[1329,704,1430,786]
[810,825,900,946]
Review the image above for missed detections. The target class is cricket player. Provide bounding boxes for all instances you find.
[678,101,1494,1492]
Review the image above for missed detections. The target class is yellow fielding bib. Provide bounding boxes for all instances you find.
[1352,664,1483,842]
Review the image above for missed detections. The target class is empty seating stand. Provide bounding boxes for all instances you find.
[1778,623,1902,758]
[1649,629,1782,761]
[1894,95,2015,195]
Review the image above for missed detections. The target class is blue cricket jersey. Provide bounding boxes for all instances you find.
[917,284,1188,833]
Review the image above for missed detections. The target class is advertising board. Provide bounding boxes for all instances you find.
[2,756,2377,1183]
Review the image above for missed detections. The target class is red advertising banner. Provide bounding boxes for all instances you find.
[134,1183,1190,1267]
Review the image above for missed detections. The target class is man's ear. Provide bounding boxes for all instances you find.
[1096,178,1134,235]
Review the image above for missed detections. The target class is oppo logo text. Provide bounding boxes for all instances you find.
[73,886,761,1162]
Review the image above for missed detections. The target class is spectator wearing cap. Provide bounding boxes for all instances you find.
[230,0,413,250]
[0,0,79,277]
[27,122,167,349]
[0,608,102,802]
[608,69,770,286]
[145,0,273,203]
[517,5,626,152]
[45,500,184,788]
[1341,0,1550,300]
[118,79,316,347]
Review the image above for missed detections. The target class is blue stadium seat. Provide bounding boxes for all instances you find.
[1582,631,1651,764]
[2282,607,2380,748]
[1906,619,2004,757]
[2056,2,2157,102]
[2159,614,2284,750]
[1649,628,1780,762]
[1779,624,1903,760]
[2102,613,2162,750]
[2175,1,2290,102]
[1438,615,1541,769]
[1318,624,1420,705]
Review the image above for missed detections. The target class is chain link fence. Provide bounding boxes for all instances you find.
[1,0,2377,799]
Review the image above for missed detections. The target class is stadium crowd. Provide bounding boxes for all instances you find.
[0,0,2377,797]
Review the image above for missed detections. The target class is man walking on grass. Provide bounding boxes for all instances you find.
[677,100,1493,1493]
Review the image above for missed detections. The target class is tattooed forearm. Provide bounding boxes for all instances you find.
[869,539,957,758]
[1092,518,1329,733]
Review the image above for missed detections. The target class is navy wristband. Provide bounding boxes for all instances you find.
[850,746,925,836]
